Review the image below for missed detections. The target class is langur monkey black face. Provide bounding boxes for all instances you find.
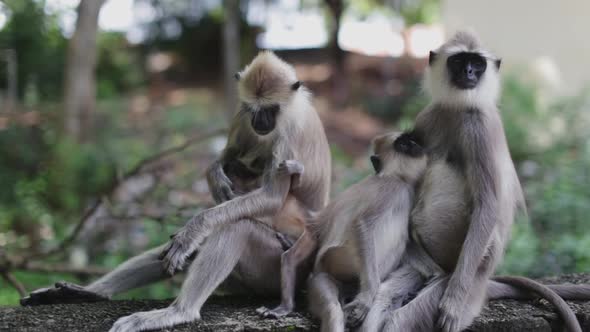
[234,53,302,136]
[446,52,486,89]
[429,51,501,90]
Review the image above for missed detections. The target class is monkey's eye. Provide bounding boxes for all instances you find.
[234,72,241,81]
[471,58,486,70]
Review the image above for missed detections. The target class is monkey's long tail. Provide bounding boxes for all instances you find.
[490,276,582,332]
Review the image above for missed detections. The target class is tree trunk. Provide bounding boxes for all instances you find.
[63,0,105,142]
[222,0,240,122]
[325,0,347,106]
[325,0,344,67]
[1,49,17,112]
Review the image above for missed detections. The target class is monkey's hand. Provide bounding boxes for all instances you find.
[277,160,304,188]
[208,167,236,204]
[437,282,467,332]
[343,293,373,328]
[159,220,206,275]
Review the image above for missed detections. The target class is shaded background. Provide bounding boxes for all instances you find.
[0,0,589,305]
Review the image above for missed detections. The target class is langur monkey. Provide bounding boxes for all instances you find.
[21,51,332,332]
[368,31,590,332]
[307,131,428,332]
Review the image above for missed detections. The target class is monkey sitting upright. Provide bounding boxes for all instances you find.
[366,31,590,332]
[21,51,332,332]
[307,131,427,332]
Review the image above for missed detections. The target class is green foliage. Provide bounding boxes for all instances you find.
[499,81,590,276]
[399,0,440,26]
[497,219,540,276]
[96,32,145,98]
[0,0,68,101]
[0,2,145,103]
[499,75,542,159]
[0,124,117,253]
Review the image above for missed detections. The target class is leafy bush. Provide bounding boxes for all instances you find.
[96,32,145,99]
[0,123,116,254]
[499,81,590,276]
[0,0,67,101]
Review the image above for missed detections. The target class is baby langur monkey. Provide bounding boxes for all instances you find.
[307,131,427,332]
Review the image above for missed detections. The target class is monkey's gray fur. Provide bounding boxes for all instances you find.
[369,31,589,332]
[307,131,428,332]
[21,51,332,332]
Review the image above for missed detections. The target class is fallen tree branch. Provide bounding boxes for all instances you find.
[24,127,226,261]
[16,262,110,276]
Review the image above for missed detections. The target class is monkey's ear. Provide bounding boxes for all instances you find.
[370,155,382,174]
[429,51,437,66]
[234,72,241,81]
[291,81,301,91]
[495,59,502,70]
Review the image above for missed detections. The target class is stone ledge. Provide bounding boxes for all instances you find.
[2,274,590,331]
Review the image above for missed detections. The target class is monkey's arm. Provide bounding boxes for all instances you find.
[438,119,500,331]
[161,159,303,275]
[203,159,301,225]
[343,217,379,328]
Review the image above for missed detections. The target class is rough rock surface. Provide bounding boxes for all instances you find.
[1,274,589,332]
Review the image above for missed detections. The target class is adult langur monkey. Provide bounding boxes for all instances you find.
[307,133,584,332]
[21,51,332,331]
[367,31,590,332]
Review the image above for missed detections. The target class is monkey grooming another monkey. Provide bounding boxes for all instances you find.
[307,131,427,332]
[21,51,332,332]
[371,31,588,332]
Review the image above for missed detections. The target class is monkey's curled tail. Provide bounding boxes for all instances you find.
[491,276,582,332]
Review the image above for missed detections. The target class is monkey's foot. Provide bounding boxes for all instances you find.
[20,281,108,306]
[343,299,370,328]
[438,293,464,332]
[255,305,293,319]
[110,307,199,332]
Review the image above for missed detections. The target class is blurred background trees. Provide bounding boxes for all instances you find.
[0,0,589,304]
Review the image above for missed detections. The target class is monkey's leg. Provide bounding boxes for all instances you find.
[258,229,316,318]
[308,272,345,332]
[21,244,170,306]
[359,264,424,332]
[380,276,448,332]
[110,220,282,332]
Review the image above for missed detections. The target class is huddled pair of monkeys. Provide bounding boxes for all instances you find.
[22,31,590,332]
